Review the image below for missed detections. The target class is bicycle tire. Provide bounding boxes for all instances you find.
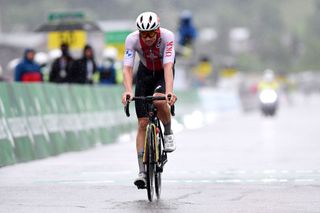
[155,132,162,199]
[145,125,155,202]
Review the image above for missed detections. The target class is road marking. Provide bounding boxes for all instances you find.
[34,169,320,185]
[294,179,315,182]
[163,180,179,183]
[34,178,320,185]
[245,179,258,183]
[261,178,278,183]
[224,170,246,174]
[79,169,320,176]
[81,171,132,175]
[215,179,242,183]
[200,180,211,183]
[263,170,277,174]
[295,170,314,174]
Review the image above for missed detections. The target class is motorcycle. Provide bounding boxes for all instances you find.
[258,88,278,116]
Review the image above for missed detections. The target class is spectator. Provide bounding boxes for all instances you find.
[178,10,197,47]
[14,48,42,82]
[192,55,213,87]
[0,65,5,81]
[34,52,50,81]
[49,43,74,83]
[69,44,97,84]
[98,47,118,85]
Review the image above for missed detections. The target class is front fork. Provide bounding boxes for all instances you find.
[156,121,168,173]
[143,122,168,173]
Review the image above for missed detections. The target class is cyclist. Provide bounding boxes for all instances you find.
[121,11,177,189]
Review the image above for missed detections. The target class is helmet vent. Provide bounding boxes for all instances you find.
[135,12,160,31]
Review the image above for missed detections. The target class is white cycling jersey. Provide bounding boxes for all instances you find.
[123,27,175,71]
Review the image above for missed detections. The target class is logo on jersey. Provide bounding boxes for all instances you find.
[147,52,158,60]
[156,38,162,48]
[125,50,133,58]
[165,41,173,57]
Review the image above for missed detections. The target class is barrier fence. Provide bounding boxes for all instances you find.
[0,82,200,167]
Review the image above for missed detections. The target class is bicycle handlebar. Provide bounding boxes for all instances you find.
[124,95,176,117]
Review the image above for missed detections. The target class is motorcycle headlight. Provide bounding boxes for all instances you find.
[259,89,278,104]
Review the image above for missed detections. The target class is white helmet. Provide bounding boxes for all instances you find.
[103,47,118,60]
[136,12,160,31]
[35,52,49,66]
[48,49,62,61]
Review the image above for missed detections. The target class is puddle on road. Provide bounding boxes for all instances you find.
[106,191,201,211]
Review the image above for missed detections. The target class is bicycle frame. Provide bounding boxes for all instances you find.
[142,101,166,168]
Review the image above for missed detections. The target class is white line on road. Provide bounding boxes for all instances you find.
[294,179,315,182]
[34,178,319,185]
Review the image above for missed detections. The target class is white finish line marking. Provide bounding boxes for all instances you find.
[35,178,319,185]
[34,169,320,185]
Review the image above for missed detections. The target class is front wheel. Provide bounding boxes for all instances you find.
[155,133,162,199]
[145,125,155,202]
[155,170,161,199]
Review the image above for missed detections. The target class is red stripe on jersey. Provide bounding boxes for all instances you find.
[139,29,163,71]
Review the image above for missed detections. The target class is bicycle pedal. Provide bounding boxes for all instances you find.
[134,180,146,189]
[137,185,146,189]
[162,158,168,165]
[156,166,163,173]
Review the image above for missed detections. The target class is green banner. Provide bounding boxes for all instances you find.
[15,83,51,159]
[56,84,83,151]
[0,82,200,167]
[0,83,16,166]
[6,83,35,162]
[42,83,67,155]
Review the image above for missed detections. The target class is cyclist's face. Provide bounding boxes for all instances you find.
[140,30,157,46]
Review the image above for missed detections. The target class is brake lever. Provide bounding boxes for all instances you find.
[171,105,175,116]
[167,94,176,116]
[124,95,131,117]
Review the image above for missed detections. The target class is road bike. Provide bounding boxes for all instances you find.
[125,95,175,201]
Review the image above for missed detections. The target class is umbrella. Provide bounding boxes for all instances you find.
[35,21,101,32]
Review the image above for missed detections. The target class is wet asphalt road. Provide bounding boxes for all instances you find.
[1,94,320,213]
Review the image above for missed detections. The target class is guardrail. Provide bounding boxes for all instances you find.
[0,82,200,167]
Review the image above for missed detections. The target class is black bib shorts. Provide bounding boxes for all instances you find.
[134,62,175,118]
